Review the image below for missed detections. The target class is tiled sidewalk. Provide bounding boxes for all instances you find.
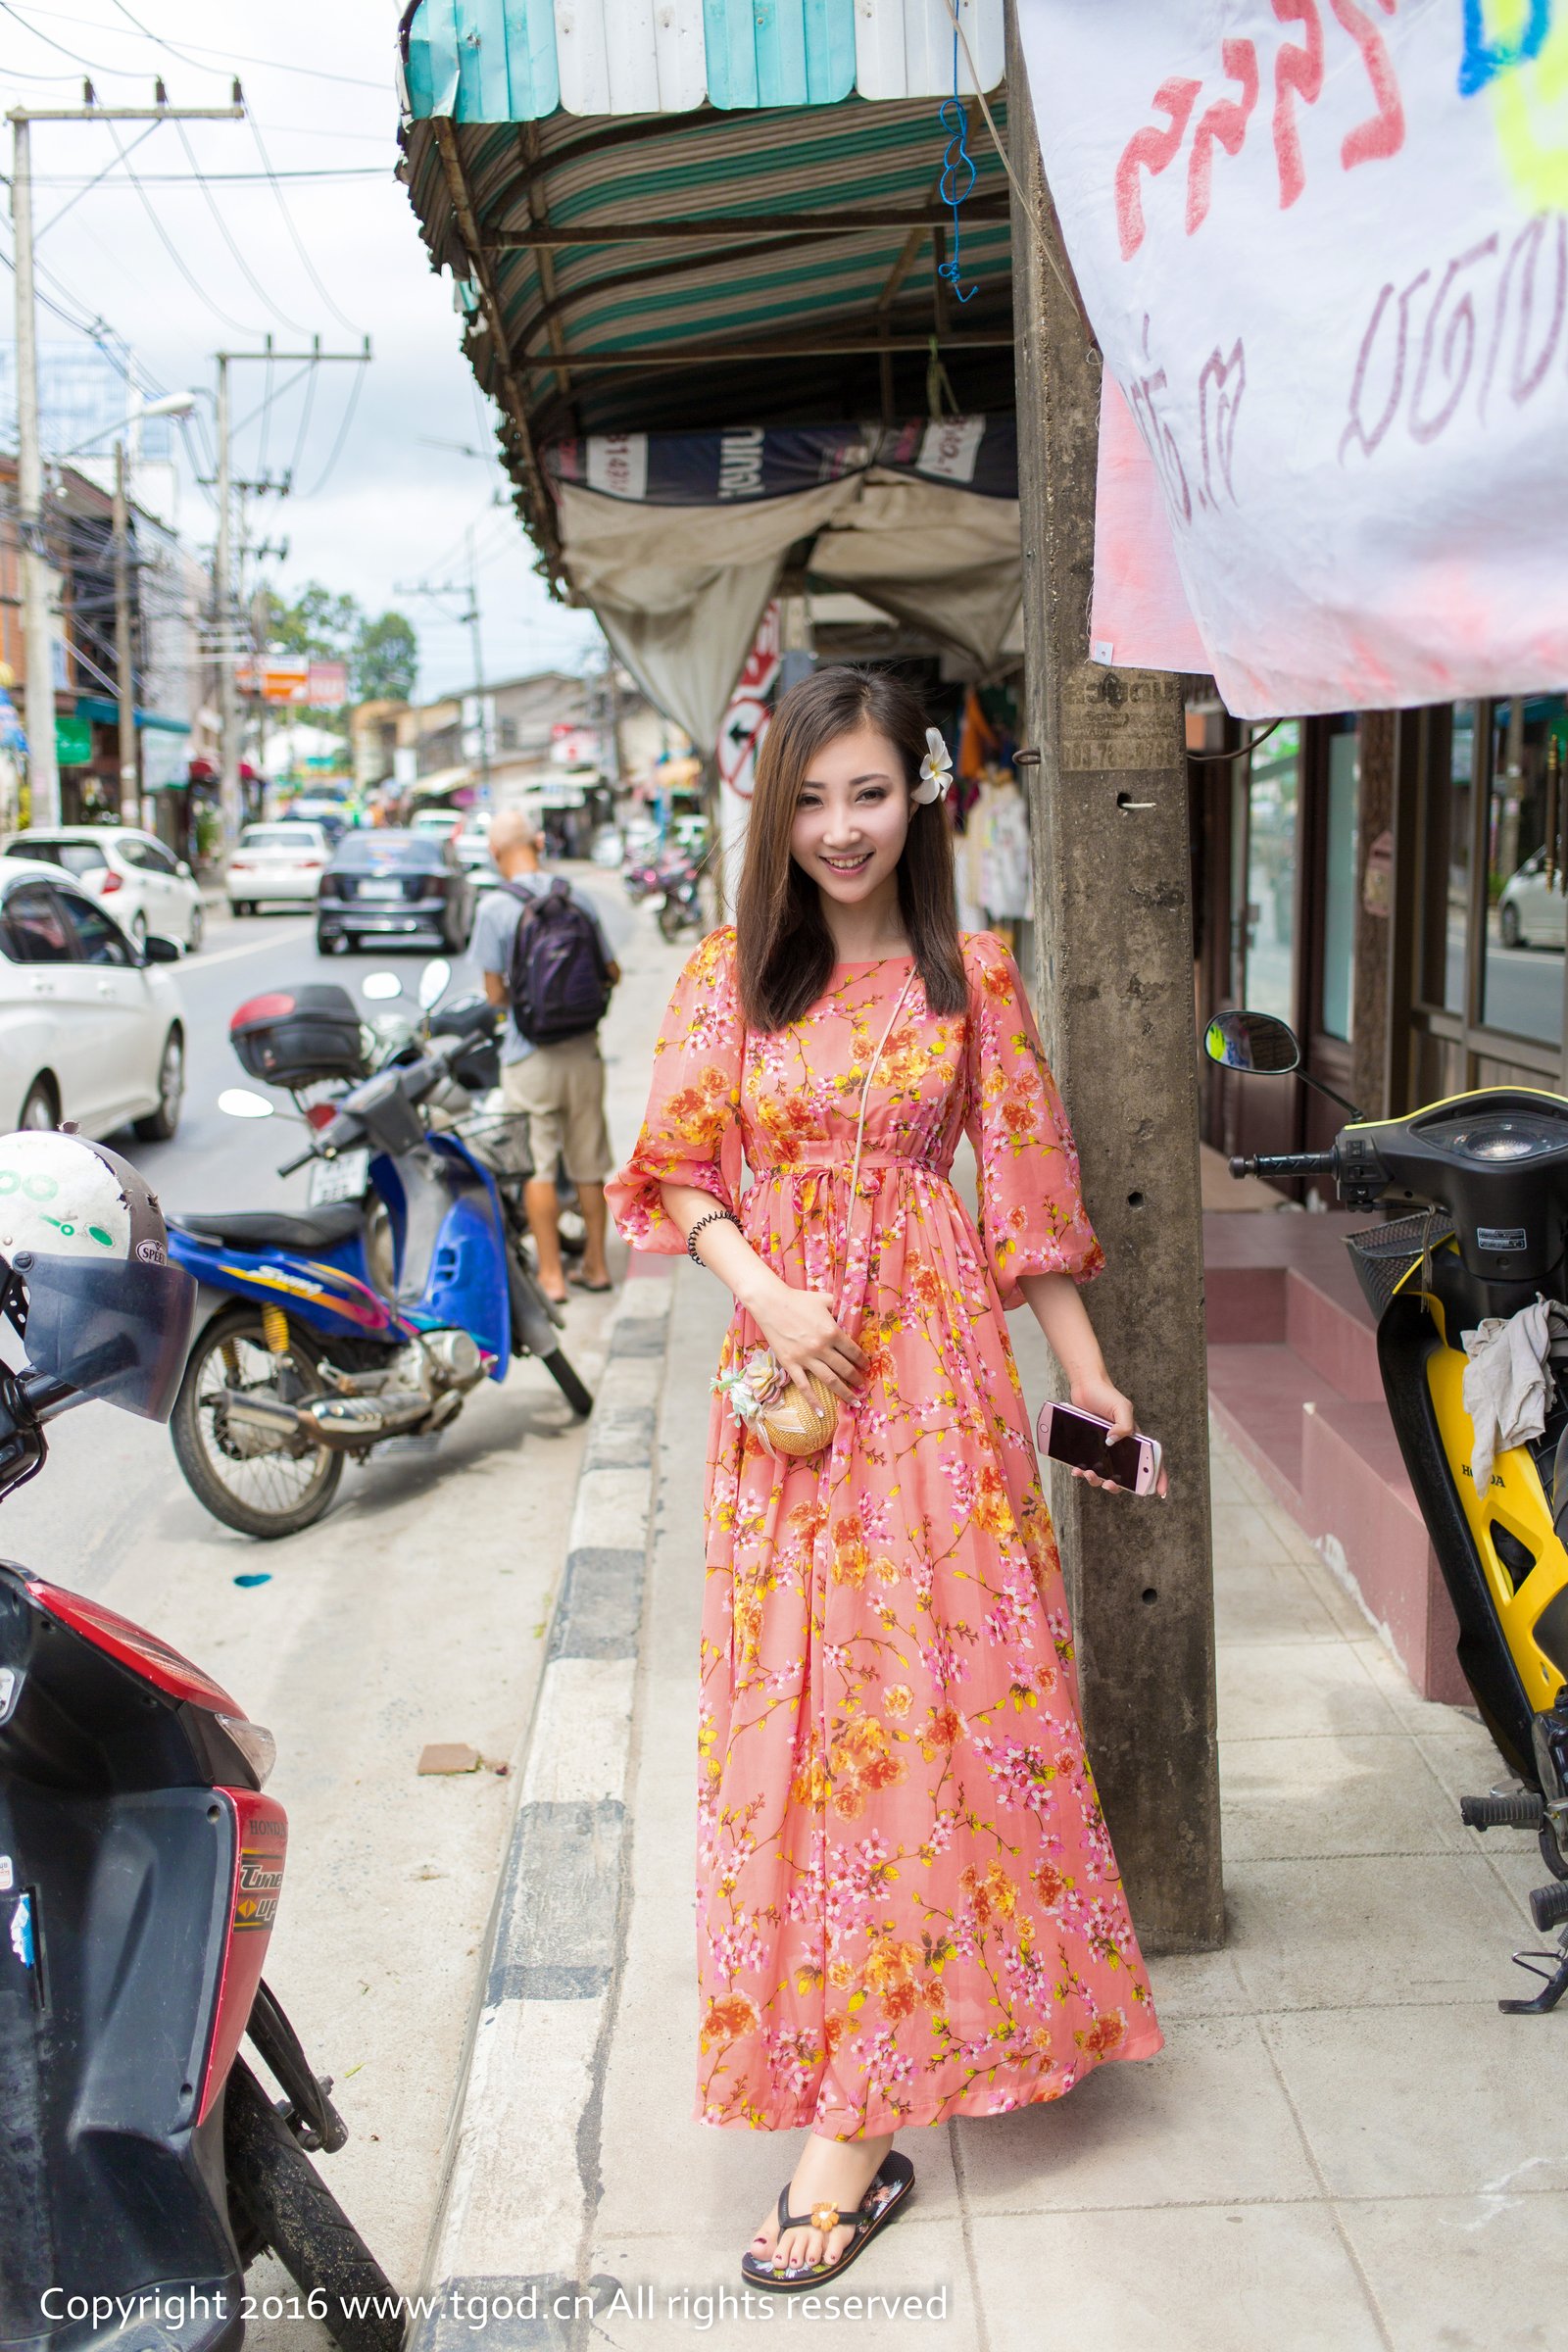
[586,1266,1568,2352]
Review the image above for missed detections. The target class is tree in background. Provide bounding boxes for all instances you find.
[354,611,417,705]
[257,583,417,711]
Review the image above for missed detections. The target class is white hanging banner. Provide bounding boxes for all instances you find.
[1016,1,1568,717]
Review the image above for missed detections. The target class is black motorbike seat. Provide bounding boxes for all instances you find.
[170,1204,365,1254]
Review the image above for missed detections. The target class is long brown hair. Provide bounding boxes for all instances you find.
[735,667,966,1031]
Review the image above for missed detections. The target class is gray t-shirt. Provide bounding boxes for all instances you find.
[472,872,615,1065]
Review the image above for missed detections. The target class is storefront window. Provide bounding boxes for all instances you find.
[1443,704,1475,1013]
[1481,696,1566,1049]
[1243,721,1299,1020]
[1322,725,1358,1041]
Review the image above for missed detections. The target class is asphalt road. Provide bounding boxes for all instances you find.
[0,903,496,1589]
[3,875,680,2313]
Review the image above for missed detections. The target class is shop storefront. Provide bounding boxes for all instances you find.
[1196,695,1568,1171]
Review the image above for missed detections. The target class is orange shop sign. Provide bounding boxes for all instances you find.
[234,657,349,707]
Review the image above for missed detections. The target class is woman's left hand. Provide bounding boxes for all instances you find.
[1068,1374,1169,1497]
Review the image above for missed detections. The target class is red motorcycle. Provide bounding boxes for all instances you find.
[0,1130,403,2350]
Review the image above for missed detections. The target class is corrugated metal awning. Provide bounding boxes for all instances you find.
[403,0,1001,119]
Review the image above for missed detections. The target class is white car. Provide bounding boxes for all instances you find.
[410,808,465,846]
[226,822,332,914]
[0,857,185,1140]
[453,826,498,883]
[4,826,205,953]
[1498,849,1567,949]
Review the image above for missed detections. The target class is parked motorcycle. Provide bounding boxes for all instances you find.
[651,853,704,942]
[1207,1009,1568,2013]
[0,1130,402,2350]
[165,992,592,1542]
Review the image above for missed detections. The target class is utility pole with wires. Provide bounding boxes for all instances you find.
[395,533,492,798]
[209,337,370,844]
[8,89,245,828]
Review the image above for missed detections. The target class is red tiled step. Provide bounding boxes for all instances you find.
[1301,1399,1467,1705]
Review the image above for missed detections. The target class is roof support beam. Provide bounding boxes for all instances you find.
[488,204,1010,248]
[429,118,558,564]
[514,333,1011,368]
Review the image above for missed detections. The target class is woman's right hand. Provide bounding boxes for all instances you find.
[748,1275,867,1402]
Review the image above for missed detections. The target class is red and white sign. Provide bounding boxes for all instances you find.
[235,658,348,708]
[551,723,600,766]
[716,603,781,801]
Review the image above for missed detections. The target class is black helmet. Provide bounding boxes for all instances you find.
[0,1131,196,1420]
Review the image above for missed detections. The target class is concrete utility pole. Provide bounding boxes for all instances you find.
[11,116,56,828]
[394,552,491,793]
[215,354,238,840]
[9,96,244,829]
[112,444,137,825]
[211,338,370,842]
[1004,2,1222,1954]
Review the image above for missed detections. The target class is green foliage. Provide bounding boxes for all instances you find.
[258,581,418,713]
[354,611,417,705]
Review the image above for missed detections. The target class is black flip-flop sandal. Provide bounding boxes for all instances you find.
[740,2152,914,2293]
[567,1269,613,1293]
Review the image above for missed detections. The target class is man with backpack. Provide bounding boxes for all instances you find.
[475,809,621,1302]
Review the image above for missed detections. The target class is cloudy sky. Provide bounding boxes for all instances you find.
[1,0,604,698]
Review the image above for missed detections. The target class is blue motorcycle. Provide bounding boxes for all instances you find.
[166,1018,592,1539]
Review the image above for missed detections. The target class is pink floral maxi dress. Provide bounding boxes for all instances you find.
[607,927,1161,2136]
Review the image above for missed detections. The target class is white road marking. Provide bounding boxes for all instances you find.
[182,920,315,971]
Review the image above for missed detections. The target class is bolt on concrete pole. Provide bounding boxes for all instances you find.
[1005,0,1223,1953]
[12,116,60,829]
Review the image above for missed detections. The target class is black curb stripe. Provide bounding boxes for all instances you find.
[486,1799,626,2008]
[584,1401,657,1470]
[546,1546,645,1662]
[608,1315,669,1357]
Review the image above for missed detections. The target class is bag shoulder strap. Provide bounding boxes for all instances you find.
[848,965,916,1202]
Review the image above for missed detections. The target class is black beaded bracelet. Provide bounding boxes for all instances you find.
[686,1207,740,1266]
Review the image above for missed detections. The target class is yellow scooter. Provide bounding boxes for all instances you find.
[1206,1010,1568,2013]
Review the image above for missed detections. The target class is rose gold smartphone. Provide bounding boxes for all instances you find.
[1035,1401,1163,1495]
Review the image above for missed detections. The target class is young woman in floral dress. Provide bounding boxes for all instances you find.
[607,667,1162,2291]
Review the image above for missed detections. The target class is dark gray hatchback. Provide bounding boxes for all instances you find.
[315,828,474,955]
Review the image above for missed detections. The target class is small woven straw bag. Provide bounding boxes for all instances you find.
[715,968,915,1462]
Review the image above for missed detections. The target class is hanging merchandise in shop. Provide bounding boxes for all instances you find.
[1015,1,1568,717]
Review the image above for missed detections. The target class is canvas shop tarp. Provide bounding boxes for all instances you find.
[545,418,1021,745]
[398,0,1018,744]
[1015,0,1568,718]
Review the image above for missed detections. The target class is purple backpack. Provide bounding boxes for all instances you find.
[505,879,611,1046]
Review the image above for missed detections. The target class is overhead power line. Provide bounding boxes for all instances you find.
[172,117,314,335]
[248,114,362,337]
[104,117,267,339]
[5,0,393,90]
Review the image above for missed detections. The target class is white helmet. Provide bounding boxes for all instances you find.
[0,1131,195,1419]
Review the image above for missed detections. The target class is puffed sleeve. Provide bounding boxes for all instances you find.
[606,924,745,1255]
[962,931,1103,1307]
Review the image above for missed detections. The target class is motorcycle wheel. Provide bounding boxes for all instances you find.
[224,2057,406,2352]
[172,1302,344,1541]
[542,1347,594,1418]
[656,898,684,942]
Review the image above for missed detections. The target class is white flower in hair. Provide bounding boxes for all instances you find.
[913,727,953,806]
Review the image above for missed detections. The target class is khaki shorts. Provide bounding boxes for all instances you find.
[501,1032,612,1185]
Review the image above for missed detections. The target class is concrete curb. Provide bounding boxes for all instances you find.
[413,1265,674,2352]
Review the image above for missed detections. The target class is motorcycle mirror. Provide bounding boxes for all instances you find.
[361,970,402,1001]
[418,957,451,1010]
[1203,1010,1301,1075]
[218,1087,275,1121]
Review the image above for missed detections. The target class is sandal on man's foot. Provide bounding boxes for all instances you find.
[739,2152,914,2292]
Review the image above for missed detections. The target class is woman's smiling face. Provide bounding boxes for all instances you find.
[789,724,910,908]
